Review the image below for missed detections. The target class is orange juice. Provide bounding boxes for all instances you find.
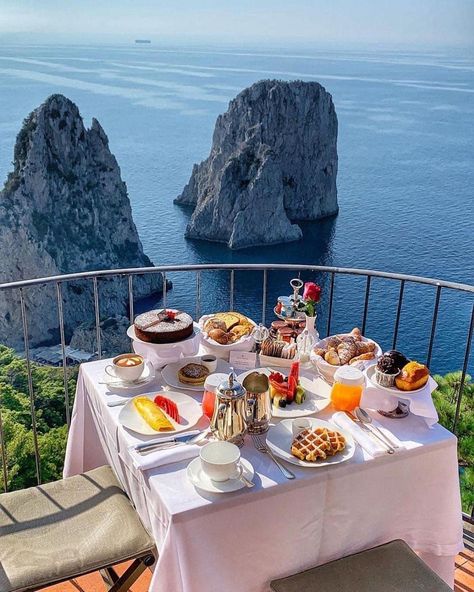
[331,382,363,411]
[330,366,365,411]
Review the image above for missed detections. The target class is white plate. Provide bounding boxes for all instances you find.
[162,357,231,391]
[102,362,156,392]
[127,323,202,348]
[237,368,331,418]
[265,418,356,468]
[118,391,204,436]
[187,457,254,493]
[199,314,256,350]
[365,365,427,395]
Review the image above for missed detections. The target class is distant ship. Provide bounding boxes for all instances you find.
[135,39,151,44]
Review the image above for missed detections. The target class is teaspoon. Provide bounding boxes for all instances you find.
[354,407,397,452]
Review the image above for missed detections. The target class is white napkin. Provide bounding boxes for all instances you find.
[361,376,439,428]
[333,411,405,457]
[128,442,201,472]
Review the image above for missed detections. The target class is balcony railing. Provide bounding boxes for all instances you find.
[0,264,473,527]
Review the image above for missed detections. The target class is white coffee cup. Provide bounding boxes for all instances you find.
[105,353,145,382]
[292,417,311,437]
[199,441,240,482]
[201,354,218,373]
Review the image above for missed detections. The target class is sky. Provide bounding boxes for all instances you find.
[0,0,473,47]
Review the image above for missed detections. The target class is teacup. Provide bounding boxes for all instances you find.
[200,441,240,482]
[292,417,311,437]
[201,354,218,373]
[105,353,145,382]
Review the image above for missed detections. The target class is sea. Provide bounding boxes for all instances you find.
[0,43,473,374]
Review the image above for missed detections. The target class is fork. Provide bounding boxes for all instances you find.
[251,434,295,480]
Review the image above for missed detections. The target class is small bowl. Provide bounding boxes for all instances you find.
[374,366,400,387]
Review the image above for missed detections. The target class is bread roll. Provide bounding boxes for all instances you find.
[208,328,229,345]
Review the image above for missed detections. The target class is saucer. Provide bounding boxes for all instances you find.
[102,362,155,392]
[187,457,254,493]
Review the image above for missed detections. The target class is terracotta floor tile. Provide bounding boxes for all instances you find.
[41,561,152,592]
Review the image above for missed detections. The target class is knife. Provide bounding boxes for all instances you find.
[134,430,201,453]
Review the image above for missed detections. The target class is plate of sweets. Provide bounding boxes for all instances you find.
[199,312,256,350]
[265,418,355,468]
[118,391,204,436]
[237,361,330,418]
[366,350,430,395]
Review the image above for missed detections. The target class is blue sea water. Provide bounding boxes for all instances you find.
[0,43,473,374]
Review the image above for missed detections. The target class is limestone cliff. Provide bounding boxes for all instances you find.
[175,80,338,249]
[0,94,162,348]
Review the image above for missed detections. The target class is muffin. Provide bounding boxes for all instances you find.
[375,353,402,387]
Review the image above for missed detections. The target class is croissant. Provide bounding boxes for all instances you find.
[349,352,375,364]
[325,349,341,365]
[327,336,342,349]
[314,348,326,357]
[355,341,375,355]
[337,340,358,364]
[350,327,362,342]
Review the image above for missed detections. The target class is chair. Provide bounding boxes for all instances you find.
[0,465,155,592]
[270,539,452,591]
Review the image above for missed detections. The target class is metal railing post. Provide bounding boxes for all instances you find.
[426,285,442,367]
[230,270,235,311]
[162,272,167,308]
[392,280,405,350]
[56,282,71,428]
[0,405,8,492]
[92,277,102,359]
[361,275,371,335]
[326,272,335,337]
[19,288,41,484]
[196,271,201,319]
[262,269,268,326]
[453,303,474,433]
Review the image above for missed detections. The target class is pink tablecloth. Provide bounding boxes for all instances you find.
[64,359,464,591]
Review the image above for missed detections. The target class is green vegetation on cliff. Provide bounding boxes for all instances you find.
[0,345,472,513]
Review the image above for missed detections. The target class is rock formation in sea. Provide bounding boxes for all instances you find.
[0,94,162,349]
[175,80,338,249]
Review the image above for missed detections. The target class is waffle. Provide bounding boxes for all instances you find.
[315,427,346,456]
[291,427,346,462]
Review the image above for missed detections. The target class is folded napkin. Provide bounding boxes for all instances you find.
[128,442,201,472]
[361,376,439,428]
[332,411,405,458]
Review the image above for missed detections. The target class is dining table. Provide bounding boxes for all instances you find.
[64,356,464,592]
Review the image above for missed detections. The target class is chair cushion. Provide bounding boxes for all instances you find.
[0,466,155,592]
[270,540,452,592]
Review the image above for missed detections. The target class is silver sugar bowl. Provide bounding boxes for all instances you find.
[210,372,248,447]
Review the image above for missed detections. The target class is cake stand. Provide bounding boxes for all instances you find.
[127,323,201,368]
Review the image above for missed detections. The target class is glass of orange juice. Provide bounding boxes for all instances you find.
[330,366,365,412]
[202,373,228,419]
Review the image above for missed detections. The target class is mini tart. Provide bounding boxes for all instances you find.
[395,361,429,391]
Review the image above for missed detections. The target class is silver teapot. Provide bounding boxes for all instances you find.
[210,373,248,447]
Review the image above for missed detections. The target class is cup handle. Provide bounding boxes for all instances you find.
[144,359,155,376]
[104,365,116,378]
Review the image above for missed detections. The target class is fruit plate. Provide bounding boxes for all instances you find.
[237,368,331,418]
[365,365,428,395]
[118,391,204,436]
[265,418,355,468]
[162,357,231,392]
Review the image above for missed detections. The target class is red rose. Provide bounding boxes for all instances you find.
[303,282,321,303]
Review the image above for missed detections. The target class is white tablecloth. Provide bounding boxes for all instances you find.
[64,359,464,592]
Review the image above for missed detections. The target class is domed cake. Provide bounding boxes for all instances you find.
[134,309,194,343]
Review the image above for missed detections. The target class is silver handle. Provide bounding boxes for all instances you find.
[265,445,296,479]
[372,425,399,449]
[361,423,395,454]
